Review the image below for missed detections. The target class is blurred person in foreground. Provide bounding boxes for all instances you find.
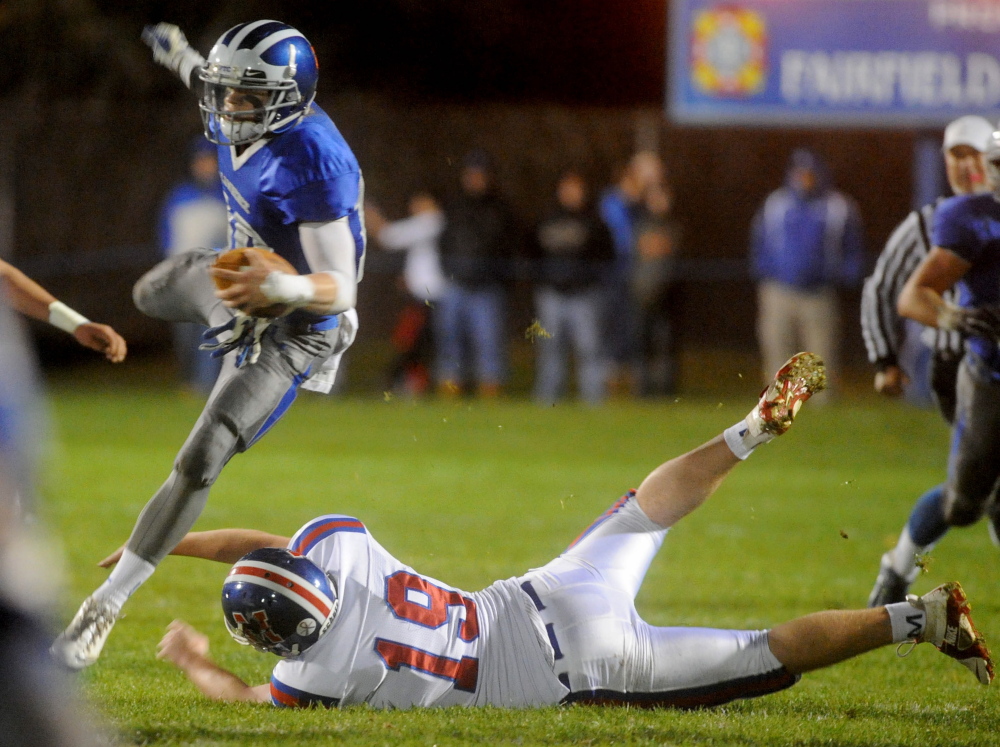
[51,19,365,670]
[158,137,227,394]
[0,275,114,745]
[367,192,447,396]
[751,148,865,393]
[436,150,517,397]
[110,354,993,708]
[867,116,1000,606]
[529,170,613,405]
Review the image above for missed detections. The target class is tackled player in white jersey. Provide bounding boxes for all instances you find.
[52,20,366,670]
[106,354,992,708]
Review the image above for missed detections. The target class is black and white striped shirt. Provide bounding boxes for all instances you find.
[860,201,963,369]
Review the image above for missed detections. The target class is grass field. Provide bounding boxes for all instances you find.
[41,378,998,746]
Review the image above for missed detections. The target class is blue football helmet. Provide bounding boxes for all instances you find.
[222,548,338,657]
[199,20,319,146]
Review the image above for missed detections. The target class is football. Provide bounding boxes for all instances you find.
[212,247,298,318]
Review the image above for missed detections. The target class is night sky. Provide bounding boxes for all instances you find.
[1,1,669,107]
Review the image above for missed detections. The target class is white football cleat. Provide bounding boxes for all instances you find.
[907,581,994,685]
[50,596,119,670]
[749,352,827,438]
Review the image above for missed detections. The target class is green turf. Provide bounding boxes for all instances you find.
[42,384,997,746]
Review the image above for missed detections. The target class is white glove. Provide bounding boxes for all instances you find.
[141,23,205,88]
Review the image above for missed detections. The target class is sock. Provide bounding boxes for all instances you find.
[888,485,948,579]
[907,484,948,546]
[888,527,932,582]
[92,549,156,611]
[723,414,774,460]
[886,601,926,642]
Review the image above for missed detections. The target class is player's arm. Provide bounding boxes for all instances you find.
[898,247,971,327]
[99,529,290,568]
[0,259,127,362]
[212,220,358,316]
[157,620,270,703]
[142,23,205,91]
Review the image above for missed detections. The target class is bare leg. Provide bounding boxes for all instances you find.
[635,436,739,527]
[768,608,892,674]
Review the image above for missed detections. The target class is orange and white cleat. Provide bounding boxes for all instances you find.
[909,581,994,685]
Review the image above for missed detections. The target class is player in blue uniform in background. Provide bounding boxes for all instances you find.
[52,20,366,669]
[867,124,1000,604]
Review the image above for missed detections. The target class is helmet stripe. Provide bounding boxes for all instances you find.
[239,21,293,51]
[255,29,308,61]
[228,565,334,620]
[226,19,281,51]
[229,561,334,611]
[227,572,332,622]
[220,22,250,47]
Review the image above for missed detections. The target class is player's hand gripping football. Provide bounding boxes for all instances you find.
[157,620,210,671]
[210,249,279,316]
[73,322,127,363]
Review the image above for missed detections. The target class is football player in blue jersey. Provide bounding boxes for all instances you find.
[867,123,1000,605]
[52,20,366,669]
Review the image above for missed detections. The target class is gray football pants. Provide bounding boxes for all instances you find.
[126,248,339,564]
[944,354,1000,527]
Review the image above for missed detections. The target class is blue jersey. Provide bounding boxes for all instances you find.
[216,104,366,278]
[932,193,1000,369]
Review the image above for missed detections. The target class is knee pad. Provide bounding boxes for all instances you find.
[174,419,238,489]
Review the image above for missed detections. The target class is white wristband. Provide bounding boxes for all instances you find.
[48,301,90,334]
[259,272,315,308]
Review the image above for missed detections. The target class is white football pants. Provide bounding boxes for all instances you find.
[519,493,798,707]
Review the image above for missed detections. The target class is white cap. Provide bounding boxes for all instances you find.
[942,115,995,152]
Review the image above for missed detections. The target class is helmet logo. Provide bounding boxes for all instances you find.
[250,609,284,644]
[296,618,317,637]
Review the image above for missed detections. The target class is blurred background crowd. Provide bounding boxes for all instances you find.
[0,1,960,405]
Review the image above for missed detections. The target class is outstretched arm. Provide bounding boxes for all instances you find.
[0,259,127,362]
[142,23,206,90]
[157,620,270,703]
[99,529,290,567]
[897,247,969,327]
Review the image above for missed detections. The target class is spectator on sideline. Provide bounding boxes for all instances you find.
[750,148,865,392]
[632,182,681,397]
[437,150,517,398]
[530,170,614,405]
[368,192,447,396]
[157,138,227,394]
[598,151,666,395]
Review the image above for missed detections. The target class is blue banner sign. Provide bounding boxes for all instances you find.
[669,0,1000,126]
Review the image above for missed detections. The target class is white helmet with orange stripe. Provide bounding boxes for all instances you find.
[222,548,338,657]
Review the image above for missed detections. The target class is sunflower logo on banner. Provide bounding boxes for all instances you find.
[691,6,767,97]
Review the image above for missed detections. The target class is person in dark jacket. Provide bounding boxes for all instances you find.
[436,151,518,397]
[531,170,614,404]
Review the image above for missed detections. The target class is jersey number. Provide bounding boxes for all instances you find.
[375,572,480,692]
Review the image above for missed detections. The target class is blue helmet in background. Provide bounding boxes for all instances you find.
[199,20,319,146]
[222,548,338,657]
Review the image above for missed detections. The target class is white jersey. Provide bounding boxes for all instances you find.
[270,515,568,709]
